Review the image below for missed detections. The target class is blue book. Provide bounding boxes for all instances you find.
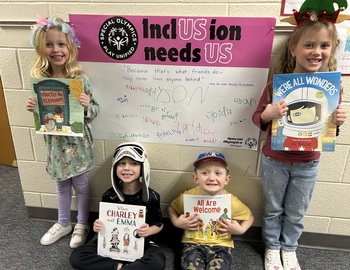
[271,72,341,152]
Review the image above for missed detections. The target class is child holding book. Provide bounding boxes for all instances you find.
[252,2,348,269]
[168,152,254,269]
[70,142,166,270]
[25,16,100,248]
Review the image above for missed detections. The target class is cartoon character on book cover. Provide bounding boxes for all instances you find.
[272,72,340,152]
[30,78,84,137]
[98,202,146,262]
[110,227,120,252]
[184,194,231,240]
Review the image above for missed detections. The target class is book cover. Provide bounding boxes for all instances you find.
[271,72,341,152]
[30,77,84,137]
[97,202,146,262]
[183,194,231,240]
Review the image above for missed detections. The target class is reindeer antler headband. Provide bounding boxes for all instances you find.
[281,0,350,25]
[30,14,81,48]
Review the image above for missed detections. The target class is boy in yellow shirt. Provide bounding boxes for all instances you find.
[168,152,254,269]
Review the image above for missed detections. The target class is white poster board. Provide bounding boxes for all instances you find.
[70,15,276,150]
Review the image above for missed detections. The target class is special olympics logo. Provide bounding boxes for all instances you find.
[245,138,258,149]
[99,16,138,60]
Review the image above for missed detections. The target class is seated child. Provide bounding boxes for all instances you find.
[168,152,254,269]
[70,142,166,270]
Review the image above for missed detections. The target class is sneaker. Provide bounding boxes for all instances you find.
[282,250,301,270]
[40,223,72,245]
[69,223,90,248]
[265,248,283,270]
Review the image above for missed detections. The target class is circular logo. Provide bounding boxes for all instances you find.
[244,138,257,149]
[315,91,325,99]
[99,16,138,60]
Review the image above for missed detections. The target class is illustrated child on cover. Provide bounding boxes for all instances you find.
[70,142,166,270]
[168,152,254,269]
[54,106,64,131]
[25,16,100,248]
[123,227,130,253]
[252,1,348,269]
[283,100,320,151]
[110,228,120,251]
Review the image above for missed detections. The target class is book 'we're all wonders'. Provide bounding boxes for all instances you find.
[97,202,146,262]
[30,77,84,137]
[271,72,341,152]
[183,194,231,240]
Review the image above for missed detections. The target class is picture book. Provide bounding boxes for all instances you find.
[30,77,84,137]
[183,194,231,240]
[97,202,146,262]
[271,72,341,152]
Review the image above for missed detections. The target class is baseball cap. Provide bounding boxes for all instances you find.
[193,152,228,168]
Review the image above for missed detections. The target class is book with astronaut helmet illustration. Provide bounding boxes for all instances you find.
[97,202,146,262]
[271,72,341,152]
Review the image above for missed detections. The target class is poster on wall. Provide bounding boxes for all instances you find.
[280,0,303,16]
[280,0,350,75]
[271,72,341,152]
[69,14,276,150]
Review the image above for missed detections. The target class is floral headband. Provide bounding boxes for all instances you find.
[281,0,350,25]
[30,14,81,48]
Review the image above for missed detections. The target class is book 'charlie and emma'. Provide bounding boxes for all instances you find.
[97,202,146,262]
[271,72,341,152]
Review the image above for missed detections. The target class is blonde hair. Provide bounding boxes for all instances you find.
[30,18,84,79]
[279,20,339,74]
[265,21,340,104]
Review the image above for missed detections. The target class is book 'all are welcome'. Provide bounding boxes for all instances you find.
[30,77,84,137]
[98,202,146,262]
[183,194,231,240]
[271,72,341,152]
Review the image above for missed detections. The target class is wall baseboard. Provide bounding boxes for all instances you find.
[27,206,350,251]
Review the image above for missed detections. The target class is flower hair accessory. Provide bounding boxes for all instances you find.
[30,14,81,48]
[281,0,350,25]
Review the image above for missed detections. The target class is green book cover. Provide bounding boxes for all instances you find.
[30,77,84,137]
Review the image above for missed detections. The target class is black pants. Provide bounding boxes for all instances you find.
[70,236,166,270]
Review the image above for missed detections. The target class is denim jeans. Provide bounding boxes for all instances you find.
[261,154,319,251]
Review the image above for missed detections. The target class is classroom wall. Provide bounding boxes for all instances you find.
[1,0,349,237]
